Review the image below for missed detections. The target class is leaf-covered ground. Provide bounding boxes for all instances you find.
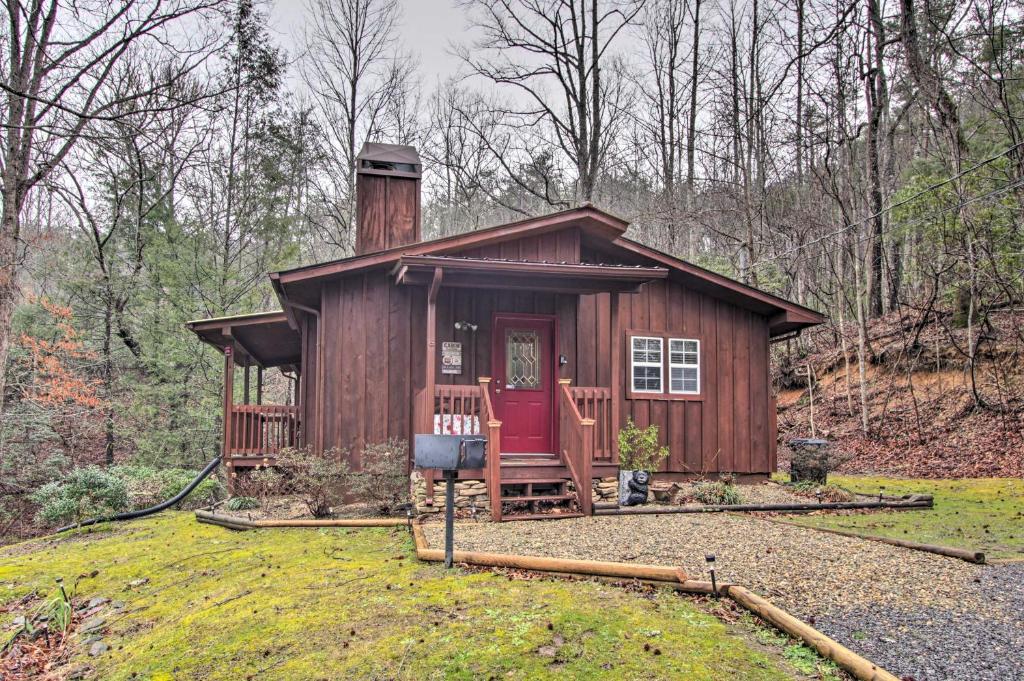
[776,309,1024,478]
[1,513,820,680]
[782,475,1024,560]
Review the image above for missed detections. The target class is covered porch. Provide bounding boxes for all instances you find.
[187,311,302,475]
[398,255,668,521]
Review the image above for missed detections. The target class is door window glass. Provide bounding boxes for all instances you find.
[506,329,540,388]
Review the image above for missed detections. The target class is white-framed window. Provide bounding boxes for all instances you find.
[630,336,663,393]
[668,338,700,394]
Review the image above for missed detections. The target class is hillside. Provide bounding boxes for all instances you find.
[775,309,1024,478]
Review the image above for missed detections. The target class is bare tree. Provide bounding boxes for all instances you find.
[0,0,226,411]
[302,0,416,255]
[457,0,644,205]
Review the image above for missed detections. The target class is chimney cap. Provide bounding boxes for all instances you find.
[356,142,421,177]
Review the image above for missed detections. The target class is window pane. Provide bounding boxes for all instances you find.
[506,330,539,388]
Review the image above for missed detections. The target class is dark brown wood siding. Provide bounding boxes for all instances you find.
[303,226,774,476]
[575,278,773,475]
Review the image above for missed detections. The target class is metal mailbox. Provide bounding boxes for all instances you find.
[414,434,487,470]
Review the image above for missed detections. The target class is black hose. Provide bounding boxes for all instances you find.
[55,456,222,534]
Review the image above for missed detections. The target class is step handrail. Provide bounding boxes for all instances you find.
[558,379,594,515]
[478,377,503,521]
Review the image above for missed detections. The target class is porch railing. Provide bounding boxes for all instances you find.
[432,384,483,435]
[569,386,613,462]
[226,404,300,457]
[558,380,594,516]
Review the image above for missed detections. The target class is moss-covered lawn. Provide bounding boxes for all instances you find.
[1,513,815,680]
[783,475,1024,560]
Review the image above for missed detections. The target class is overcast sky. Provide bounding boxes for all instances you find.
[268,0,471,86]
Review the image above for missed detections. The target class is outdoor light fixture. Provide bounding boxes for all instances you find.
[454,321,478,332]
[815,489,823,504]
[879,485,886,502]
[705,554,718,597]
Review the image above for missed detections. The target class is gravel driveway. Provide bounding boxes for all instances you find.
[424,514,1023,680]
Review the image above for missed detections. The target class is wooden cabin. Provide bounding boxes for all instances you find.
[188,143,824,520]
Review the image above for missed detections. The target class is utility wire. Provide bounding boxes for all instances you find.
[756,174,1024,268]
[753,142,1024,266]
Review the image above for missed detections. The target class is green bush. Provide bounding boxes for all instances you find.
[693,481,742,506]
[225,496,260,511]
[110,465,223,510]
[275,447,350,518]
[617,419,669,472]
[352,438,409,514]
[30,467,129,526]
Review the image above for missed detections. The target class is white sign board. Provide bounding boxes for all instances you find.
[441,341,463,375]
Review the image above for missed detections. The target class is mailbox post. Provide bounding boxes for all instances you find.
[414,434,487,569]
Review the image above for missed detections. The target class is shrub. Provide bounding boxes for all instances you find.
[352,438,409,514]
[247,467,286,506]
[110,465,222,510]
[275,447,349,518]
[225,496,260,511]
[693,481,742,506]
[788,481,854,503]
[30,467,129,526]
[618,419,670,472]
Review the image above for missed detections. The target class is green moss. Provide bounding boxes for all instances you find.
[1,514,803,680]
[783,475,1024,560]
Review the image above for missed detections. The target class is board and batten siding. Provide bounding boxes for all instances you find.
[296,227,775,476]
[576,277,774,476]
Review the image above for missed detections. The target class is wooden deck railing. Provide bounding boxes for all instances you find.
[226,404,300,457]
[432,384,483,435]
[478,378,503,521]
[558,380,593,516]
[569,386,613,462]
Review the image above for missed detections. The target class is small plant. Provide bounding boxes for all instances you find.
[275,447,349,518]
[617,419,669,472]
[225,496,260,511]
[788,481,853,503]
[352,438,409,514]
[110,465,223,510]
[693,481,742,505]
[30,466,129,526]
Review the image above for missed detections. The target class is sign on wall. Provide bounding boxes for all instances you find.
[441,341,463,375]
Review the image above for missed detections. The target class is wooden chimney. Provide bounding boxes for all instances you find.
[355,142,422,255]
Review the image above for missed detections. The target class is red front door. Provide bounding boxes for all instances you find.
[492,315,556,454]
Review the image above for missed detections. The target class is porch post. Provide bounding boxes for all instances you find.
[256,366,263,405]
[479,377,502,522]
[243,364,251,404]
[609,292,621,461]
[423,267,443,497]
[579,418,595,516]
[222,345,235,491]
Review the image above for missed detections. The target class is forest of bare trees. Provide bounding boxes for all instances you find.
[1,0,1022,529]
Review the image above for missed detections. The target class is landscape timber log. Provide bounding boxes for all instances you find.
[595,499,932,515]
[767,520,986,564]
[194,510,408,530]
[416,548,688,584]
[195,511,256,531]
[411,521,429,551]
[725,585,899,681]
[254,518,407,528]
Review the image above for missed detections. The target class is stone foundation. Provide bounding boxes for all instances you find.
[592,477,619,502]
[411,471,489,514]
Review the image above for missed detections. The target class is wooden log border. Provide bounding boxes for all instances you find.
[195,509,409,530]
[594,498,933,514]
[754,515,986,564]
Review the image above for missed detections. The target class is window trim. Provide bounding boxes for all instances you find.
[668,338,701,395]
[629,335,664,394]
[625,330,704,402]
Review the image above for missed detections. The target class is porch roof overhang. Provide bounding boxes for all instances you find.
[392,255,669,294]
[186,310,301,370]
